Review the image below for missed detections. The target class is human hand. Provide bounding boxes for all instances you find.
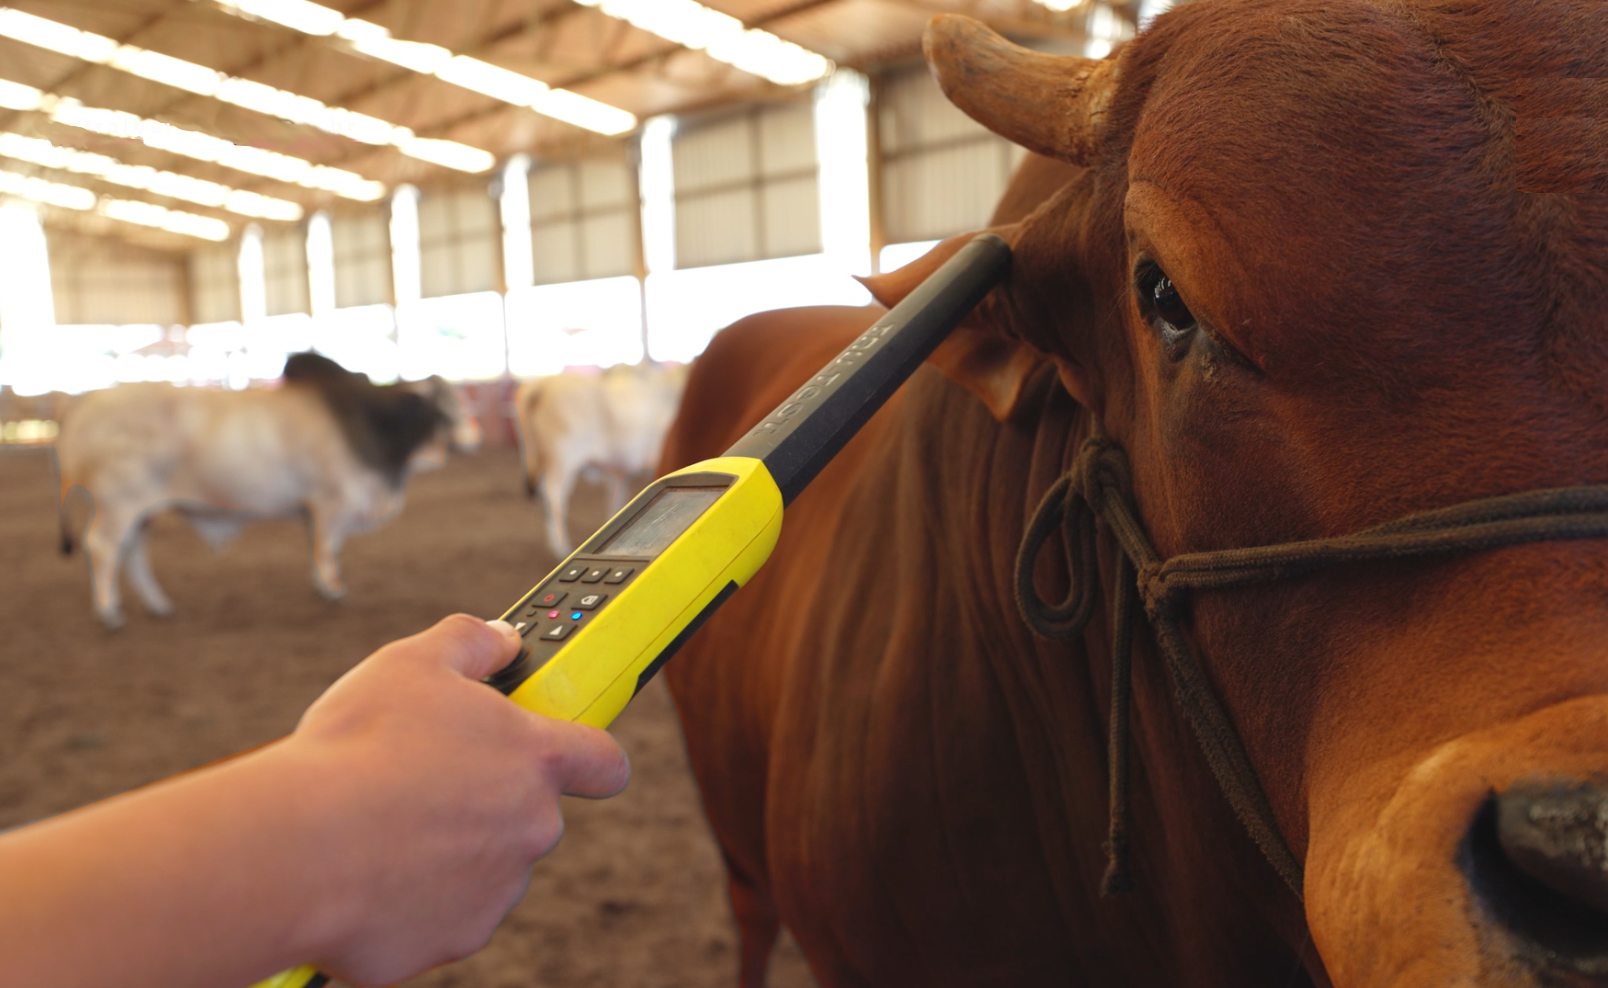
[274,614,631,986]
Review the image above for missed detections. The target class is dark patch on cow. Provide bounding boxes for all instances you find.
[283,352,447,487]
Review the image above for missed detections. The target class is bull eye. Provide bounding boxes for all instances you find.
[1135,262,1198,354]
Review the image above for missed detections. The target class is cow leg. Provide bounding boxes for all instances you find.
[307,504,348,600]
[726,860,781,988]
[124,522,174,618]
[604,472,627,515]
[83,506,139,629]
[540,465,578,556]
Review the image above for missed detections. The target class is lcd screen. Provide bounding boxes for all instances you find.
[599,487,725,557]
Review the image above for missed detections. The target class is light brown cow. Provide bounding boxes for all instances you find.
[514,362,689,555]
[661,2,1608,986]
[59,353,480,628]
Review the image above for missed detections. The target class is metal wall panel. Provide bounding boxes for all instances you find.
[758,101,818,172]
[531,220,580,285]
[527,155,637,286]
[263,225,310,317]
[418,185,500,298]
[677,188,757,268]
[331,207,392,308]
[189,240,240,324]
[878,65,1024,244]
[673,100,821,269]
[673,115,756,194]
[761,175,821,259]
[578,157,633,210]
[48,232,188,326]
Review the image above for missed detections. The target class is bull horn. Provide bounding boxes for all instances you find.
[923,14,1118,167]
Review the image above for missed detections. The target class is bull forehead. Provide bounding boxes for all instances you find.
[1111,0,1534,376]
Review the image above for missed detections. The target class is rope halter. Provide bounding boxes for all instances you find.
[1015,424,1608,899]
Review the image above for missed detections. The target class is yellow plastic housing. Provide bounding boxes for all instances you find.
[251,965,320,988]
[247,458,782,988]
[506,456,783,728]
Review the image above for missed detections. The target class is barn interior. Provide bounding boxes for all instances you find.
[0,0,1169,984]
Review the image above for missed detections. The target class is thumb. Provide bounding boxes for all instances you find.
[409,613,523,681]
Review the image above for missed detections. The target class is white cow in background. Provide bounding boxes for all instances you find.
[514,361,688,555]
[58,353,481,628]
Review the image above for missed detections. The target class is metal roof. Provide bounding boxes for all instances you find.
[0,0,1111,249]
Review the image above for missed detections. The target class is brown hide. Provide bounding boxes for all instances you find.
[666,351,1310,985]
[664,0,1608,985]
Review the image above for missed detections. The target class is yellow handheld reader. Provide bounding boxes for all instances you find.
[255,233,1010,988]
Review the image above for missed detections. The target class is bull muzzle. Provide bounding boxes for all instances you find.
[1497,777,1608,915]
[1308,696,1608,986]
[1458,777,1608,982]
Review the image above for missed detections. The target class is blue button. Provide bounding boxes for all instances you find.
[570,611,583,620]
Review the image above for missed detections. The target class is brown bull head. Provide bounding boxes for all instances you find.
[869,2,1608,985]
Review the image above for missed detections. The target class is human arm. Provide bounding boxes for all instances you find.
[0,614,630,988]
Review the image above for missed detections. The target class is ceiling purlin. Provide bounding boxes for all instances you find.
[0,1,184,142]
[306,0,857,173]
[0,1,372,210]
[0,0,267,241]
[126,0,394,195]
[0,108,327,214]
[38,203,200,253]
[0,154,265,227]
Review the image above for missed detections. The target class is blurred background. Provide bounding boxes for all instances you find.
[0,0,1172,429]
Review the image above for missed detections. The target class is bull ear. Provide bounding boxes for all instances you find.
[859,233,1043,423]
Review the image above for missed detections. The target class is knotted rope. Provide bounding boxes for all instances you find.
[1015,424,1608,899]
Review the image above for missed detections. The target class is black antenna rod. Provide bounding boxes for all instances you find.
[724,233,1012,506]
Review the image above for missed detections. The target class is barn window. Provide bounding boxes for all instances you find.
[875,63,1026,265]
[527,152,639,285]
[262,224,311,317]
[189,239,241,325]
[417,184,500,299]
[331,206,393,308]
[671,100,821,269]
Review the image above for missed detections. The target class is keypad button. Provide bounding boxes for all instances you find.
[603,567,633,584]
[534,589,567,608]
[514,620,533,635]
[581,567,608,583]
[540,623,574,642]
[575,592,607,610]
[557,565,587,583]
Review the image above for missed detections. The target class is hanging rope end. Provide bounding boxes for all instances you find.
[1100,856,1134,897]
[1100,836,1134,896]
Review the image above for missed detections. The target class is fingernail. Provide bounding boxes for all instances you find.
[486,618,519,640]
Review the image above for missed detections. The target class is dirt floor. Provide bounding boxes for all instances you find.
[0,445,815,988]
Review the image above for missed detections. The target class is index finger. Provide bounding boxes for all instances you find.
[531,718,632,799]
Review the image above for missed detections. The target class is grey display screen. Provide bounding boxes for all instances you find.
[599,487,725,557]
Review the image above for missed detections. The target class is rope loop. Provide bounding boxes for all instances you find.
[1014,473,1098,641]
